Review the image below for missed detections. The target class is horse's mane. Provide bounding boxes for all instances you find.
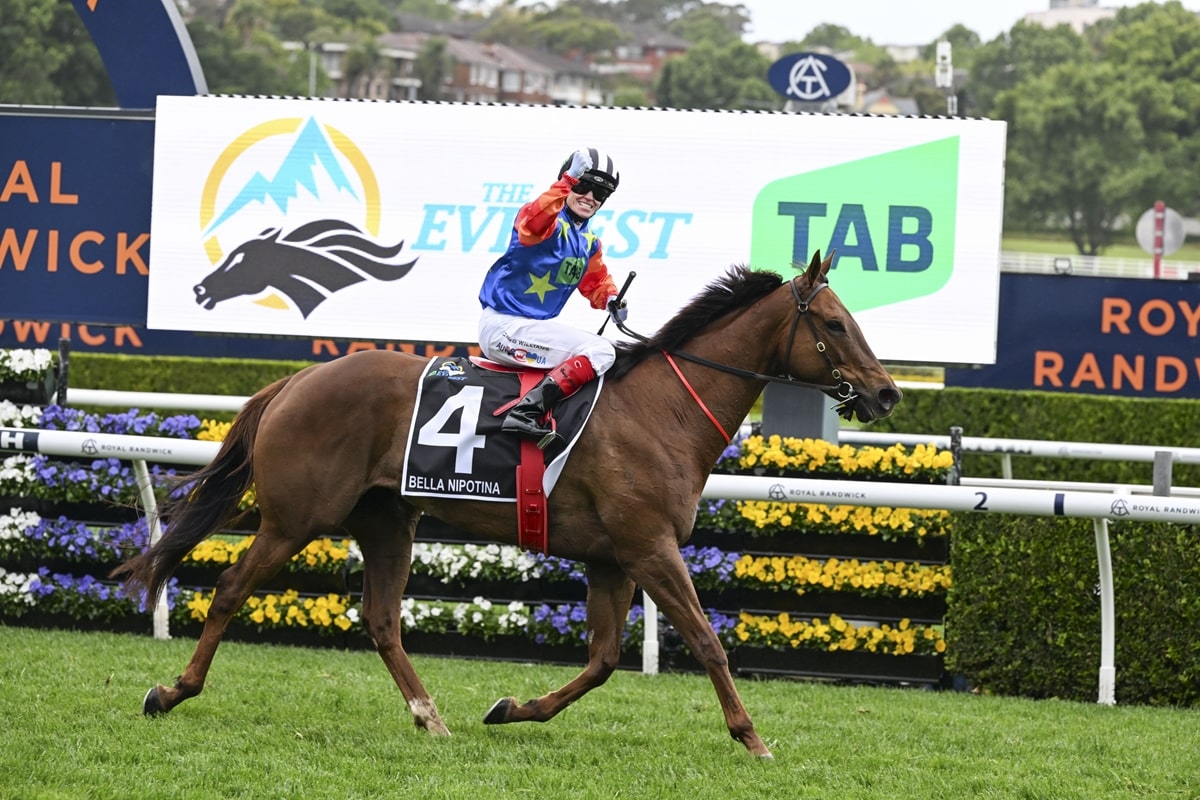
[606,265,784,380]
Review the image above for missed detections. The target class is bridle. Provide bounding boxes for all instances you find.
[610,275,861,421]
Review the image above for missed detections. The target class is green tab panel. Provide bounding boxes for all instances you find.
[750,136,959,312]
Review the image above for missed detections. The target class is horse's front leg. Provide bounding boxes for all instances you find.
[626,548,773,759]
[484,563,635,726]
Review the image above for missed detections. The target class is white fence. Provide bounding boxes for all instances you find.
[6,411,1200,705]
[1000,249,1200,281]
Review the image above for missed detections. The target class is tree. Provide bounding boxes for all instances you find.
[1100,0,1200,215]
[966,20,1090,118]
[798,24,865,52]
[612,85,649,106]
[227,0,273,46]
[479,5,625,57]
[341,36,387,98]
[185,18,310,96]
[667,3,749,46]
[655,39,770,110]
[414,36,448,100]
[619,0,693,25]
[532,6,627,57]
[919,23,982,71]
[0,0,114,106]
[996,61,1147,254]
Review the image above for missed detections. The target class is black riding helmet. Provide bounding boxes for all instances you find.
[558,147,620,196]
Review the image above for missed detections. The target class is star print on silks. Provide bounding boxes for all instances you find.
[524,270,558,303]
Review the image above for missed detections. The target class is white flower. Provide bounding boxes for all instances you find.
[0,509,41,543]
[411,541,543,583]
[0,400,42,427]
[0,567,37,607]
[0,349,53,381]
[498,601,530,631]
[0,455,38,494]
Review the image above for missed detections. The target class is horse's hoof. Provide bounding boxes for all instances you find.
[483,697,513,725]
[142,685,168,716]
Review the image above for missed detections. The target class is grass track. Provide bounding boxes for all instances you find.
[1,626,1196,799]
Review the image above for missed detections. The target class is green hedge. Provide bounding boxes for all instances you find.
[68,353,314,398]
[948,515,1200,705]
[872,387,1200,486]
[873,387,1200,705]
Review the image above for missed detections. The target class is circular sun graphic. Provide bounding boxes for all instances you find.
[198,117,381,267]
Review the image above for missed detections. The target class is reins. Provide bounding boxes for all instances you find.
[610,276,859,411]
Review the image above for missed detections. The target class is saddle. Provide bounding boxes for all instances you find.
[401,357,602,553]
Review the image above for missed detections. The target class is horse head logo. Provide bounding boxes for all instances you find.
[194,219,418,318]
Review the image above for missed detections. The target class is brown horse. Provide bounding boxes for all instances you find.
[112,251,900,759]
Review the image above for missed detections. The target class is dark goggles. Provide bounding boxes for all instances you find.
[571,178,613,203]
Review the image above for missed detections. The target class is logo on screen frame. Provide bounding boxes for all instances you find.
[193,117,416,319]
[766,52,852,103]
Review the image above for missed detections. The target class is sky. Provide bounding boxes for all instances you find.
[737,0,1200,46]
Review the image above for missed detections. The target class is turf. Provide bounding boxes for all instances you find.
[1,626,1196,799]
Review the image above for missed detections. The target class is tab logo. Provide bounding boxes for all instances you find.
[749,136,959,312]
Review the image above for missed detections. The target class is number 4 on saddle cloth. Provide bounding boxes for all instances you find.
[401,357,602,552]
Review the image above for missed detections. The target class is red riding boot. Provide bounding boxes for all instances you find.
[502,356,596,449]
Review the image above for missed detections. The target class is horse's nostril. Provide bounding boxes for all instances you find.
[880,387,903,410]
[194,285,206,298]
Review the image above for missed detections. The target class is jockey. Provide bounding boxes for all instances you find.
[478,147,628,448]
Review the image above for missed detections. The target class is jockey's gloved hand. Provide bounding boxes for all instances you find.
[565,149,593,180]
[607,295,628,324]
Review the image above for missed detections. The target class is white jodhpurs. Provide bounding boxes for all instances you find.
[478,307,616,375]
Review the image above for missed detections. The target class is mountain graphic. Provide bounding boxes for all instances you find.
[204,117,360,237]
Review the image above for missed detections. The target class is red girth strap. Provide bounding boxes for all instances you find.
[514,370,548,553]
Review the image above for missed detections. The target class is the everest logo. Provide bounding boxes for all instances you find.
[749,137,959,312]
[195,117,416,318]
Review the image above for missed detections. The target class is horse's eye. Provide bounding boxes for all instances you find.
[222,252,245,272]
[826,319,846,333]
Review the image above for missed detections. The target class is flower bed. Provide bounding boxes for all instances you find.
[0,348,955,683]
[0,348,56,406]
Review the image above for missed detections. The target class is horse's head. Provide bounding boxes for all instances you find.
[779,250,902,423]
[193,229,280,309]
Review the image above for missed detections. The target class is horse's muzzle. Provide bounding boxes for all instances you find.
[193,284,218,310]
[843,385,902,423]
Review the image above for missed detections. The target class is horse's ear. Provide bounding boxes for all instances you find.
[803,249,832,286]
[798,250,822,287]
[805,249,836,284]
[808,250,823,273]
[820,249,836,280]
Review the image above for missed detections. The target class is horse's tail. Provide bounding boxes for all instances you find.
[110,375,293,603]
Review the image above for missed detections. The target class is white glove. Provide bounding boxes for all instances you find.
[607,295,628,324]
[565,149,593,180]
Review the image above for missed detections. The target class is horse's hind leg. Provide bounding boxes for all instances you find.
[350,493,449,736]
[143,525,311,715]
[484,563,635,726]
